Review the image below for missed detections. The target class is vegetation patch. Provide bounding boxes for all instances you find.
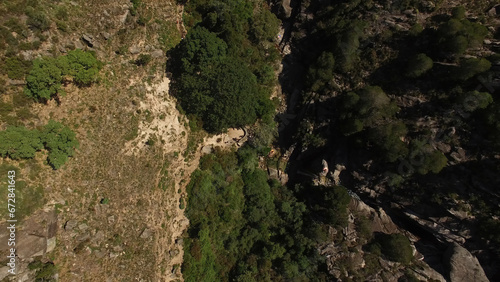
[0,120,79,169]
[169,0,279,133]
[25,50,102,102]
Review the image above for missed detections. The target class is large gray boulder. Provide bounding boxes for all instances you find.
[444,243,489,282]
[280,0,292,19]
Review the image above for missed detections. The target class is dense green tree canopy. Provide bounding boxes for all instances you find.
[177,26,228,74]
[203,59,260,132]
[170,0,278,134]
[172,25,275,132]
[183,149,333,281]
[250,8,280,43]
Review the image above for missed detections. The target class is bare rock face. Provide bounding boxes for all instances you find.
[17,235,47,259]
[488,5,500,17]
[280,0,292,19]
[445,243,489,282]
[349,199,399,233]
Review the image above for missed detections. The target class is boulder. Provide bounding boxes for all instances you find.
[24,209,57,237]
[280,0,292,19]
[65,220,78,231]
[151,49,164,58]
[488,5,500,17]
[8,79,25,86]
[129,45,141,54]
[268,167,279,179]
[94,249,106,258]
[140,228,152,239]
[92,230,106,244]
[78,223,89,231]
[101,31,111,40]
[82,34,98,48]
[201,145,213,154]
[17,235,46,259]
[46,237,57,253]
[74,40,85,50]
[349,199,399,234]
[444,243,489,282]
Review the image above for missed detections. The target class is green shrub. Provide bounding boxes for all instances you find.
[323,186,352,227]
[339,86,399,135]
[25,50,102,101]
[477,218,500,246]
[407,139,448,175]
[135,54,152,66]
[451,6,466,20]
[65,50,101,86]
[307,52,335,92]
[369,121,409,162]
[25,8,50,32]
[460,91,493,112]
[55,5,69,21]
[56,20,69,32]
[0,126,43,159]
[24,57,63,101]
[453,58,491,81]
[406,53,433,78]
[0,102,14,118]
[437,17,488,56]
[0,121,78,169]
[250,9,280,43]
[41,120,79,169]
[4,18,27,37]
[378,233,413,264]
[28,260,57,281]
[130,0,142,16]
[365,242,382,256]
[5,56,32,80]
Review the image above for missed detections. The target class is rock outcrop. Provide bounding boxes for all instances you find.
[321,198,447,281]
[444,243,489,282]
[0,207,58,279]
